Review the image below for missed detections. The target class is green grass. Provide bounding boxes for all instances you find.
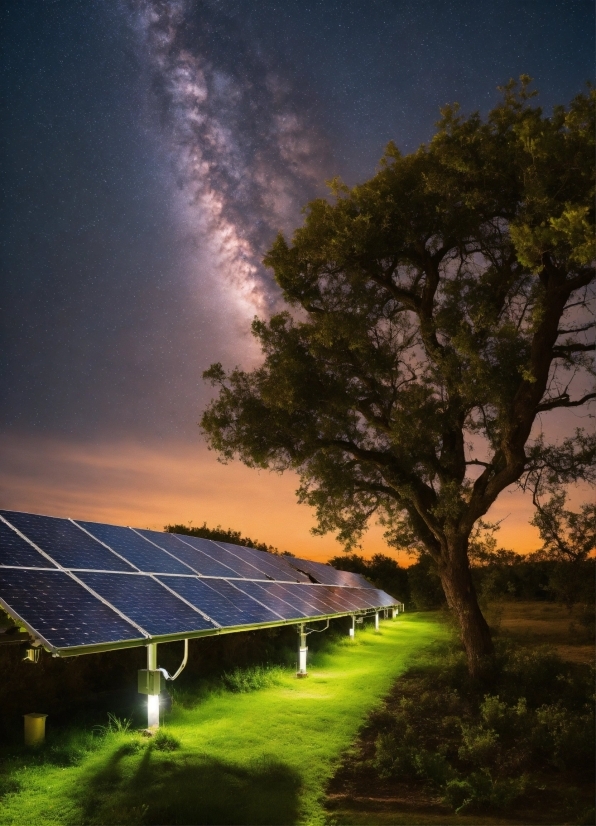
[0,613,444,825]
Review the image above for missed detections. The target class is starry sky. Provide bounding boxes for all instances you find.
[0,0,593,559]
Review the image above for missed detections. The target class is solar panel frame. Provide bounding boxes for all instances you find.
[0,511,136,572]
[0,517,58,569]
[202,578,285,623]
[0,510,402,656]
[76,522,195,575]
[165,534,243,578]
[232,581,310,620]
[77,572,218,637]
[214,542,308,583]
[0,568,146,650]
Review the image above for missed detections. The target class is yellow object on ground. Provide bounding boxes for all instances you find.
[24,713,47,746]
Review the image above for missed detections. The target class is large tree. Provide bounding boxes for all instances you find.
[201,79,595,675]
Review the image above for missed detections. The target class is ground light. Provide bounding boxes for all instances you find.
[0,511,403,736]
[138,640,190,729]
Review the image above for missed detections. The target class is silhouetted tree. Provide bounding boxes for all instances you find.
[202,79,595,675]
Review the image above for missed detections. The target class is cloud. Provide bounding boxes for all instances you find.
[129,0,332,321]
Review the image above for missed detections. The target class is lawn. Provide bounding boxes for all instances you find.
[0,613,445,826]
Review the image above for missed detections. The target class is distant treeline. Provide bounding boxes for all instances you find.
[165,521,594,610]
[328,553,595,610]
[165,522,284,555]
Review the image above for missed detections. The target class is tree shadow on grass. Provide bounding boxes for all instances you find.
[74,742,302,825]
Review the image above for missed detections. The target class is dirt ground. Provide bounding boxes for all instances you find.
[487,600,595,665]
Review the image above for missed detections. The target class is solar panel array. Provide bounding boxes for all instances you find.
[0,510,398,656]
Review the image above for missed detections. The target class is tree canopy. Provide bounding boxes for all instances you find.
[201,78,595,674]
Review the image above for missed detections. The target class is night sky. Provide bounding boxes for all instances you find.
[1,0,593,558]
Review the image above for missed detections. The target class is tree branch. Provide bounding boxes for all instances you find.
[537,392,596,412]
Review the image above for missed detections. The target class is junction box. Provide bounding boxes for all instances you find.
[138,669,161,695]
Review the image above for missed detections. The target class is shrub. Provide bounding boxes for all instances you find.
[152,729,181,752]
[530,702,595,771]
[444,770,526,813]
[222,663,285,693]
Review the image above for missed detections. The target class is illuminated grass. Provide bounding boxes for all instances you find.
[0,614,445,825]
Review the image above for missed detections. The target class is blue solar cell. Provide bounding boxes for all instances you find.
[0,511,134,572]
[77,522,193,575]
[166,534,240,577]
[78,572,216,636]
[0,519,57,569]
[285,557,340,586]
[260,583,325,618]
[198,541,267,579]
[286,556,373,589]
[0,568,142,649]
[233,581,308,620]
[214,542,306,582]
[321,586,364,612]
[158,576,268,628]
[201,578,281,623]
[229,545,311,582]
[346,587,384,609]
[276,583,343,616]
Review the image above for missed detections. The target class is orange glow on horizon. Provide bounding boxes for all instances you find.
[0,432,589,565]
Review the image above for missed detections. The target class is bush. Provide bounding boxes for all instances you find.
[362,642,594,818]
[444,771,526,813]
[221,663,285,693]
[152,729,180,752]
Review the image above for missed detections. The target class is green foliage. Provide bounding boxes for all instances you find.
[444,771,527,813]
[100,713,131,734]
[221,663,285,693]
[164,522,282,554]
[530,491,596,563]
[406,553,447,609]
[349,638,595,819]
[328,552,410,601]
[152,729,181,752]
[201,78,595,669]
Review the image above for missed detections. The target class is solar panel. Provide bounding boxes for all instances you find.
[199,540,269,579]
[200,578,283,623]
[77,572,216,636]
[286,555,375,589]
[322,586,366,612]
[0,519,57,569]
[234,546,311,583]
[0,510,401,655]
[214,542,308,583]
[0,511,134,572]
[0,568,143,649]
[157,576,277,628]
[259,582,328,617]
[162,534,241,578]
[275,583,345,616]
[76,522,194,575]
[232,581,309,620]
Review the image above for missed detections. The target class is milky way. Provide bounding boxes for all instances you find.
[129,0,332,319]
[1,0,593,556]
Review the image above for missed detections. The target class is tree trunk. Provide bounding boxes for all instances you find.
[439,549,494,678]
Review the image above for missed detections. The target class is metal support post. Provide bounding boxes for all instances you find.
[374,611,380,632]
[391,607,397,619]
[349,615,355,638]
[297,623,308,677]
[147,643,159,729]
